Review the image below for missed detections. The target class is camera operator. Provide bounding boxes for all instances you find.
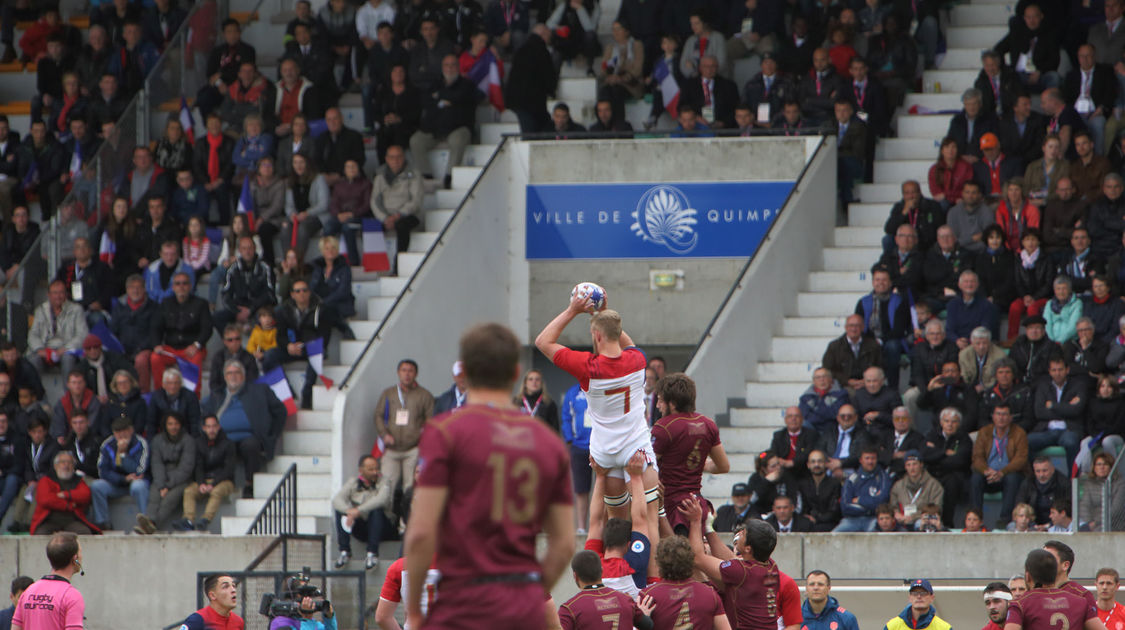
[267,576,336,630]
[181,574,244,630]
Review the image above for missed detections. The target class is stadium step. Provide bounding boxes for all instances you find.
[874,159,932,185]
[902,93,964,113]
[940,48,991,71]
[757,361,819,383]
[253,472,332,499]
[821,247,882,270]
[451,166,483,190]
[921,69,977,95]
[895,115,955,139]
[279,430,332,456]
[950,4,1013,27]
[833,227,884,247]
[745,382,811,408]
[876,138,943,161]
[481,122,520,144]
[266,455,332,476]
[848,203,890,228]
[769,336,837,362]
[856,184,903,204]
[945,25,1008,49]
[781,316,847,337]
[220,515,318,535]
[796,290,867,317]
[730,407,787,428]
[557,78,598,104]
[808,270,870,292]
[234,498,329,518]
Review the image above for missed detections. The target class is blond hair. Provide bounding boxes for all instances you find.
[591,309,622,341]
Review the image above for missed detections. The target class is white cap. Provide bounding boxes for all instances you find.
[452,361,463,376]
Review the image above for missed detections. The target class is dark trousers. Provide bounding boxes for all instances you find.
[0,471,20,523]
[514,108,551,134]
[374,124,414,164]
[195,84,225,119]
[393,214,421,254]
[335,508,393,554]
[1,4,38,46]
[838,155,864,205]
[934,471,967,528]
[235,435,265,480]
[970,470,1023,524]
[258,221,281,266]
[881,339,904,389]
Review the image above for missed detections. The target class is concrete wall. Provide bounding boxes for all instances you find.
[0,535,272,630]
[525,137,812,346]
[685,137,836,412]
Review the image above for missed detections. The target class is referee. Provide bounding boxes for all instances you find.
[11,532,85,630]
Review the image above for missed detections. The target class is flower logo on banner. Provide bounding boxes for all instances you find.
[630,185,699,254]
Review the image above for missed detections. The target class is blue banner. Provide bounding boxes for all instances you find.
[526,181,794,259]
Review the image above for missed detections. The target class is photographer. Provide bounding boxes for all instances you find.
[267,575,336,630]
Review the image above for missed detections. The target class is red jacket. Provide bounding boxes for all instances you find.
[928,159,974,204]
[31,474,102,535]
[18,20,58,61]
[994,200,1041,252]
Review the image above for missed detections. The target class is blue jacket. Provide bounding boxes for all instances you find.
[945,295,999,342]
[143,259,195,303]
[561,383,591,450]
[803,596,860,630]
[857,292,908,339]
[232,133,276,171]
[799,383,850,433]
[96,433,149,486]
[840,465,891,517]
[169,183,210,225]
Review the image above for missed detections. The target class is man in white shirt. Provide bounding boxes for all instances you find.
[357,0,396,49]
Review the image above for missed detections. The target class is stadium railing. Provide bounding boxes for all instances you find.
[248,461,298,535]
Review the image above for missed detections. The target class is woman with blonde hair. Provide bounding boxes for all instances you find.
[514,369,559,432]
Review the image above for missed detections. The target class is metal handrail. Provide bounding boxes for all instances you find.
[339,135,512,388]
[247,462,298,535]
[683,134,829,370]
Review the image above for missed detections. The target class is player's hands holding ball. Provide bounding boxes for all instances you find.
[569,282,608,314]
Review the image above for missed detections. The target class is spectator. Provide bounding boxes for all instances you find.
[143,240,194,304]
[219,62,276,135]
[332,454,392,570]
[309,236,356,340]
[1044,276,1083,343]
[363,24,408,137]
[1,342,42,405]
[946,270,1000,347]
[100,370,145,439]
[76,25,112,98]
[142,0,186,53]
[150,272,211,394]
[982,358,1036,433]
[946,182,994,253]
[1042,89,1087,162]
[137,198,183,274]
[181,219,213,278]
[408,17,455,94]
[995,4,1060,91]
[922,225,973,312]
[276,248,307,302]
[89,73,127,130]
[373,64,420,164]
[1016,456,1071,525]
[588,99,634,136]
[712,482,754,533]
[147,366,204,438]
[17,120,62,220]
[1007,502,1036,531]
[95,0,142,47]
[846,55,890,138]
[155,119,195,180]
[325,160,372,263]
[35,39,78,132]
[820,404,873,481]
[1008,230,1054,338]
[373,359,434,503]
[1086,173,1125,259]
[213,237,277,334]
[947,91,998,164]
[134,411,195,535]
[27,280,86,378]
[210,214,261,306]
[745,451,797,517]
[175,415,235,532]
[1009,314,1061,388]
[30,451,98,535]
[89,416,149,530]
[822,314,880,392]
[971,403,1028,527]
[1075,375,1124,475]
[434,361,467,416]
[106,20,158,98]
[1065,45,1115,156]
[679,55,737,133]
[1059,227,1104,296]
[514,369,559,432]
[764,494,807,532]
[1077,452,1123,531]
[778,15,816,78]
[410,55,476,185]
[1042,179,1088,255]
[50,369,101,443]
[826,24,858,78]
[1029,356,1086,471]
[799,367,850,434]
[0,118,20,220]
[889,451,943,529]
[230,115,274,187]
[274,59,323,138]
[314,108,365,188]
[0,410,22,525]
[202,360,287,499]
[546,0,600,75]
[742,53,795,127]
[960,327,1007,393]
[919,360,980,431]
[506,24,557,133]
[799,48,845,126]
[1089,0,1125,68]
[798,450,842,532]
[281,153,329,261]
[855,267,909,387]
[921,407,973,527]
[107,274,156,391]
[595,22,644,118]
[370,145,425,261]
[209,325,258,398]
[262,279,332,409]
[1065,315,1110,378]
[882,181,945,256]
[170,170,209,228]
[100,199,138,295]
[484,0,529,55]
[833,447,890,532]
[903,319,957,417]
[248,158,286,265]
[876,406,923,478]
[196,19,256,118]
[1071,134,1111,203]
[282,22,338,102]
[193,114,235,226]
[976,50,1021,118]
[770,405,819,475]
[1023,135,1070,207]
[975,133,1024,201]
[999,94,1048,166]
[55,237,112,327]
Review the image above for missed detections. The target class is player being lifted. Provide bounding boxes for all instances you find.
[1005,549,1103,630]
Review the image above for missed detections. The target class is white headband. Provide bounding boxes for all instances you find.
[984,591,1013,601]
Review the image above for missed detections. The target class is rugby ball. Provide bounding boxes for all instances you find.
[571,282,607,312]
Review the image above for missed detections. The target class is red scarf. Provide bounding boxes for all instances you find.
[206,132,222,183]
[60,389,94,419]
[57,94,78,132]
[1094,293,1111,305]
[126,296,145,311]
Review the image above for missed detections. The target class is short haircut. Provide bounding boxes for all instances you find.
[874,503,895,517]
[656,373,695,414]
[1050,500,1071,518]
[773,495,794,507]
[591,310,623,341]
[1096,568,1120,582]
[459,323,519,390]
[10,576,32,596]
[806,570,831,586]
[655,536,695,581]
[203,574,231,599]
[983,582,1010,595]
[603,518,632,550]
[398,359,418,371]
[965,506,983,520]
[743,519,777,562]
[46,532,80,570]
[553,102,570,114]
[1033,455,1052,466]
[859,445,880,457]
[1025,549,1058,588]
[970,326,991,341]
[28,416,49,432]
[1043,540,1075,573]
[571,550,602,583]
[222,18,241,30]
[358,454,376,468]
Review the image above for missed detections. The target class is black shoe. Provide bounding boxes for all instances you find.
[242,485,254,499]
[0,47,14,64]
[196,518,211,532]
[6,522,26,533]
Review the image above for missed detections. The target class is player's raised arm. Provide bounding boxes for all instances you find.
[588,461,608,542]
[619,329,635,349]
[626,453,649,533]
[404,486,448,628]
[535,293,592,361]
[682,496,724,584]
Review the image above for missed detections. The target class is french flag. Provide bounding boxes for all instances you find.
[306,337,334,388]
[466,48,504,111]
[174,356,201,393]
[258,367,298,416]
[98,231,116,265]
[361,219,390,272]
[90,321,125,355]
[652,57,679,118]
[370,434,386,460]
[180,97,194,143]
[236,176,256,232]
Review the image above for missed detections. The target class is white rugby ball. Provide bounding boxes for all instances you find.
[571,282,607,312]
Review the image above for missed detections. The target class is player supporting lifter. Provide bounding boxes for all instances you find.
[640,536,731,630]
[535,295,661,528]
[651,373,730,536]
[405,323,575,630]
[1005,550,1102,630]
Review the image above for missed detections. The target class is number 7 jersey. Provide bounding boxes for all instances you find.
[553,347,650,457]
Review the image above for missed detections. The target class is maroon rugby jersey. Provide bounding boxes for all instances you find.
[1007,587,1097,630]
[719,559,802,630]
[1059,580,1098,610]
[651,412,721,501]
[640,579,726,630]
[416,404,573,581]
[558,585,645,630]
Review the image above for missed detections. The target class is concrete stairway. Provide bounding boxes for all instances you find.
[705,0,1013,509]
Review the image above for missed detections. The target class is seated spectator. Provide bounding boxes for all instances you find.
[820,404,872,481]
[181,217,212,275]
[274,59,324,138]
[1044,499,1074,532]
[796,450,841,532]
[1016,456,1071,525]
[0,119,22,220]
[995,4,1060,91]
[208,327,257,400]
[30,451,98,535]
[946,183,994,254]
[313,108,364,189]
[778,15,816,77]
[833,447,890,532]
[209,214,261,306]
[588,99,634,137]
[89,73,128,130]
[276,248,307,302]
[373,64,420,165]
[175,414,235,532]
[882,180,945,255]
[0,410,22,524]
[100,198,138,295]
[147,367,201,439]
[203,360,288,498]
[62,412,99,480]
[246,158,285,266]
[853,367,901,441]
[975,133,1024,201]
[1007,502,1036,531]
[110,274,158,393]
[89,416,149,530]
[55,237,113,328]
[50,369,101,443]
[100,369,145,438]
[921,407,973,527]
[1009,314,1061,387]
[1009,230,1054,339]
[149,272,211,394]
[1065,45,1115,156]
[1077,452,1123,531]
[975,225,1017,310]
[855,266,909,388]
[872,502,906,532]
[976,50,1022,118]
[409,17,455,94]
[712,482,753,533]
[281,154,329,261]
[679,11,726,80]
[1030,357,1087,467]
[370,145,425,262]
[1041,179,1088,255]
[971,402,1028,527]
[904,319,957,416]
[193,114,235,226]
[213,237,277,334]
[133,411,194,535]
[764,494,808,533]
[877,406,924,479]
[947,90,998,164]
[1084,277,1125,343]
[919,360,979,431]
[681,55,739,130]
[1087,174,1125,260]
[771,100,809,136]
[1045,276,1083,343]
[769,406,819,476]
[800,367,850,434]
[310,236,356,340]
[230,115,274,187]
[1059,227,1104,296]
[1074,374,1124,473]
[846,55,890,139]
[281,23,338,105]
[741,53,795,128]
[106,20,158,98]
[922,225,973,312]
[1,341,43,404]
[799,48,845,126]
[946,270,1000,347]
[981,359,1035,433]
[746,452,797,518]
[325,160,372,264]
[332,454,392,569]
[960,326,1007,395]
[143,240,194,304]
[1023,135,1069,208]
[218,62,276,135]
[1071,133,1111,203]
[410,54,477,182]
[363,24,408,137]
[962,507,988,532]
[262,280,331,410]
[670,104,716,137]
[1042,89,1087,162]
[27,280,87,378]
[825,25,857,79]
[42,58,85,137]
[17,120,63,220]
[75,24,111,98]
[889,451,943,528]
[833,98,867,204]
[169,170,209,228]
[138,198,183,272]
[596,22,644,117]
[196,19,256,118]
[94,0,142,47]
[822,314,880,391]
[143,0,186,53]
[1065,315,1110,381]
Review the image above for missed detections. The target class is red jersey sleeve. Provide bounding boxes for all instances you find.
[558,604,575,630]
[584,538,605,557]
[651,421,670,457]
[553,348,592,386]
[779,572,802,626]
[415,424,451,489]
[379,558,405,602]
[1007,600,1025,627]
[719,559,747,589]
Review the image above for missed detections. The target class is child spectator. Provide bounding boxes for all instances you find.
[247,306,278,363]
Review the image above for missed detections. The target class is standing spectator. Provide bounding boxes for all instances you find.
[149,272,211,394]
[313,108,365,188]
[833,447,890,532]
[332,454,392,570]
[798,367,849,434]
[373,359,434,502]
[202,361,287,499]
[506,25,557,133]
[596,23,644,120]
[196,19,256,118]
[89,416,149,530]
[484,0,530,56]
[1016,457,1071,525]
[250,157,286,266]
[134,411,195,535]
[921,407,973,528]
[560,380,590,532]
[995,4,1060,91]
[515,369,559,432]
[262,279,331,410]
[27,281,87,378]
[546,0,601,75]
[1030,357,1086,468]
[433,361,467,415]
[110,275,158,393]
[309,236,356,340]
[370,145,425,259]
[798,450,842,531]
[29,451,98,535]
[409,55,476,184]
[325,160,371,264]
[971,402,1029,527]
[281,154,329,261]
[175,415,235,532]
